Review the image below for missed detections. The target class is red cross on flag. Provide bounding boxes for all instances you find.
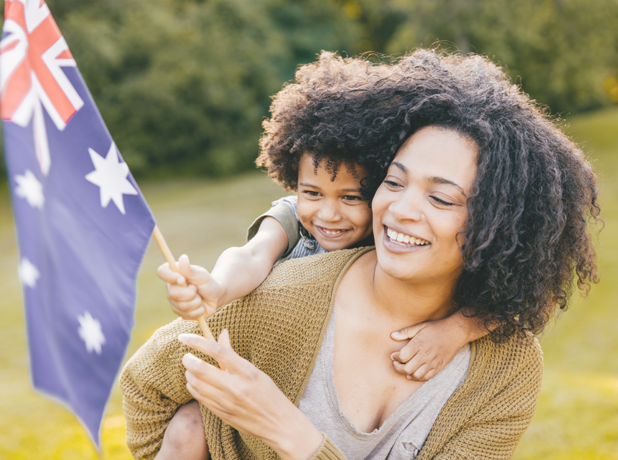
[0,0,84,175]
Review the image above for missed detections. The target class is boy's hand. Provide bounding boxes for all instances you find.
[157,254,223,320]
[389,318,468,381]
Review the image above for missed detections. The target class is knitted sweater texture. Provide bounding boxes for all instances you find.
[120,247,543,460]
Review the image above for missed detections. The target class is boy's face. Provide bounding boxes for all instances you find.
[296,153,373,252]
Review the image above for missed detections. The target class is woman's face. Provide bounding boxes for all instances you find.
[372,126,478,285]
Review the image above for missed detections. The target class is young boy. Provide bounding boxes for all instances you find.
[154,54,492,459]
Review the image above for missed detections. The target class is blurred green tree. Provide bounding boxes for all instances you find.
[384,0,618,114]
[1,0,616,181]
[58,0,360,177]
[1,0,360,179]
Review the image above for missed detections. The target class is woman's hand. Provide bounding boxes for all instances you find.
[179,331,324,460]
[157,254,222,320]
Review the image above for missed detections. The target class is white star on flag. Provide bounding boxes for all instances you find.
[77,312,106,355]
[85,143,138,214]
[15,170,44,209]
[18,258,40,288]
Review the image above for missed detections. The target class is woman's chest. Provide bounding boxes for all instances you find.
[333,315,424,433]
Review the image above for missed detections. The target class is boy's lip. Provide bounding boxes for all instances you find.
[314,225,351,239]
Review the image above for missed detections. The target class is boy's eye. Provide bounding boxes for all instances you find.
[343,195,362,201]
[303,190,321,197]
[430,196,455,206]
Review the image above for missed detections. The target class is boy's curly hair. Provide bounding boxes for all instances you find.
[257,52,398,186]
[258,50,600,342]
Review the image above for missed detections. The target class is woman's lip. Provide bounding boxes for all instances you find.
[315,225,351,239]
[383,224,428,243]
[381,228,430,253]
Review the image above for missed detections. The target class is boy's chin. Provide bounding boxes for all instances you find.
[314,237,349,252]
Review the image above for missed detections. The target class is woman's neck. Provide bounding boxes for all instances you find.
[356,251,458,326]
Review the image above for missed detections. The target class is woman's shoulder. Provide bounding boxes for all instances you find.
[455,332,543,410]
[260,246,374,290]
[473,332,543,378]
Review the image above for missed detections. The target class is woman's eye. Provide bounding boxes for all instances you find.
[430,196,454,206]
[383,180,400,188]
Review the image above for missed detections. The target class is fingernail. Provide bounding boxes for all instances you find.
[391,332,400,338]
[178,333,192,344]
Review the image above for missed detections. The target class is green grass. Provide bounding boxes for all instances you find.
[0,108,617,459]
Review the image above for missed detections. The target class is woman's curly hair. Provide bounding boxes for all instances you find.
[258,50,600,342]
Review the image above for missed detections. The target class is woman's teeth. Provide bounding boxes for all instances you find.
[386,228,430,246]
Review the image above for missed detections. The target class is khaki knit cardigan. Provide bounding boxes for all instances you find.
[120,247,543,460]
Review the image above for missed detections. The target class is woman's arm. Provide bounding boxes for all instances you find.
[416,336,543,460]
[157,217,288,319]
[180,331,327,460]
[120,321,198,460]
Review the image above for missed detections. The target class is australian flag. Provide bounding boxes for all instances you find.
[0,0,155,448]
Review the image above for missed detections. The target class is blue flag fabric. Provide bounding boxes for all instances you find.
[1,0,155,447]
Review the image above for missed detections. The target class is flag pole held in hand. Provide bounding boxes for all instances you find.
[152,226,215,340]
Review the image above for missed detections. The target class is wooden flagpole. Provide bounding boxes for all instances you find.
[152,225,215,340]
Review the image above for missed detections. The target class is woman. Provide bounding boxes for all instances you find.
[121,50,599,460]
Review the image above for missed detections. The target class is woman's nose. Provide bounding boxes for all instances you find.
[389,191,423,222]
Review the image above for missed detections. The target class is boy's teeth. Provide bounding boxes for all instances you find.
[386,227,430,246]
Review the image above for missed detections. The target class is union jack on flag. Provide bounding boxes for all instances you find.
[1,0,155,448]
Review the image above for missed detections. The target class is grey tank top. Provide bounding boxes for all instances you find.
[298,308,471,460]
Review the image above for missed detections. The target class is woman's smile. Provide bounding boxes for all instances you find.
[384,226,430,247]
[382,225,432,255]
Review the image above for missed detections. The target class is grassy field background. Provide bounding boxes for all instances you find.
[0,108,616,459]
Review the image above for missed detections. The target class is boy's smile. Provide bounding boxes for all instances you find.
[296,153,373,252]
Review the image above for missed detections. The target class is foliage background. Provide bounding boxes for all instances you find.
[1,0,618,179]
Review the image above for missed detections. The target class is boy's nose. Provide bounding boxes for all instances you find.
[317,200,341,222]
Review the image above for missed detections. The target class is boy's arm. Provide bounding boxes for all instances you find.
[206,216,289,306]
[158,217,289,319]
[390,310,496,381]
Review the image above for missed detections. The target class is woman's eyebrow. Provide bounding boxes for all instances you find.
[428,176,467,197]
[391,162,467,196]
